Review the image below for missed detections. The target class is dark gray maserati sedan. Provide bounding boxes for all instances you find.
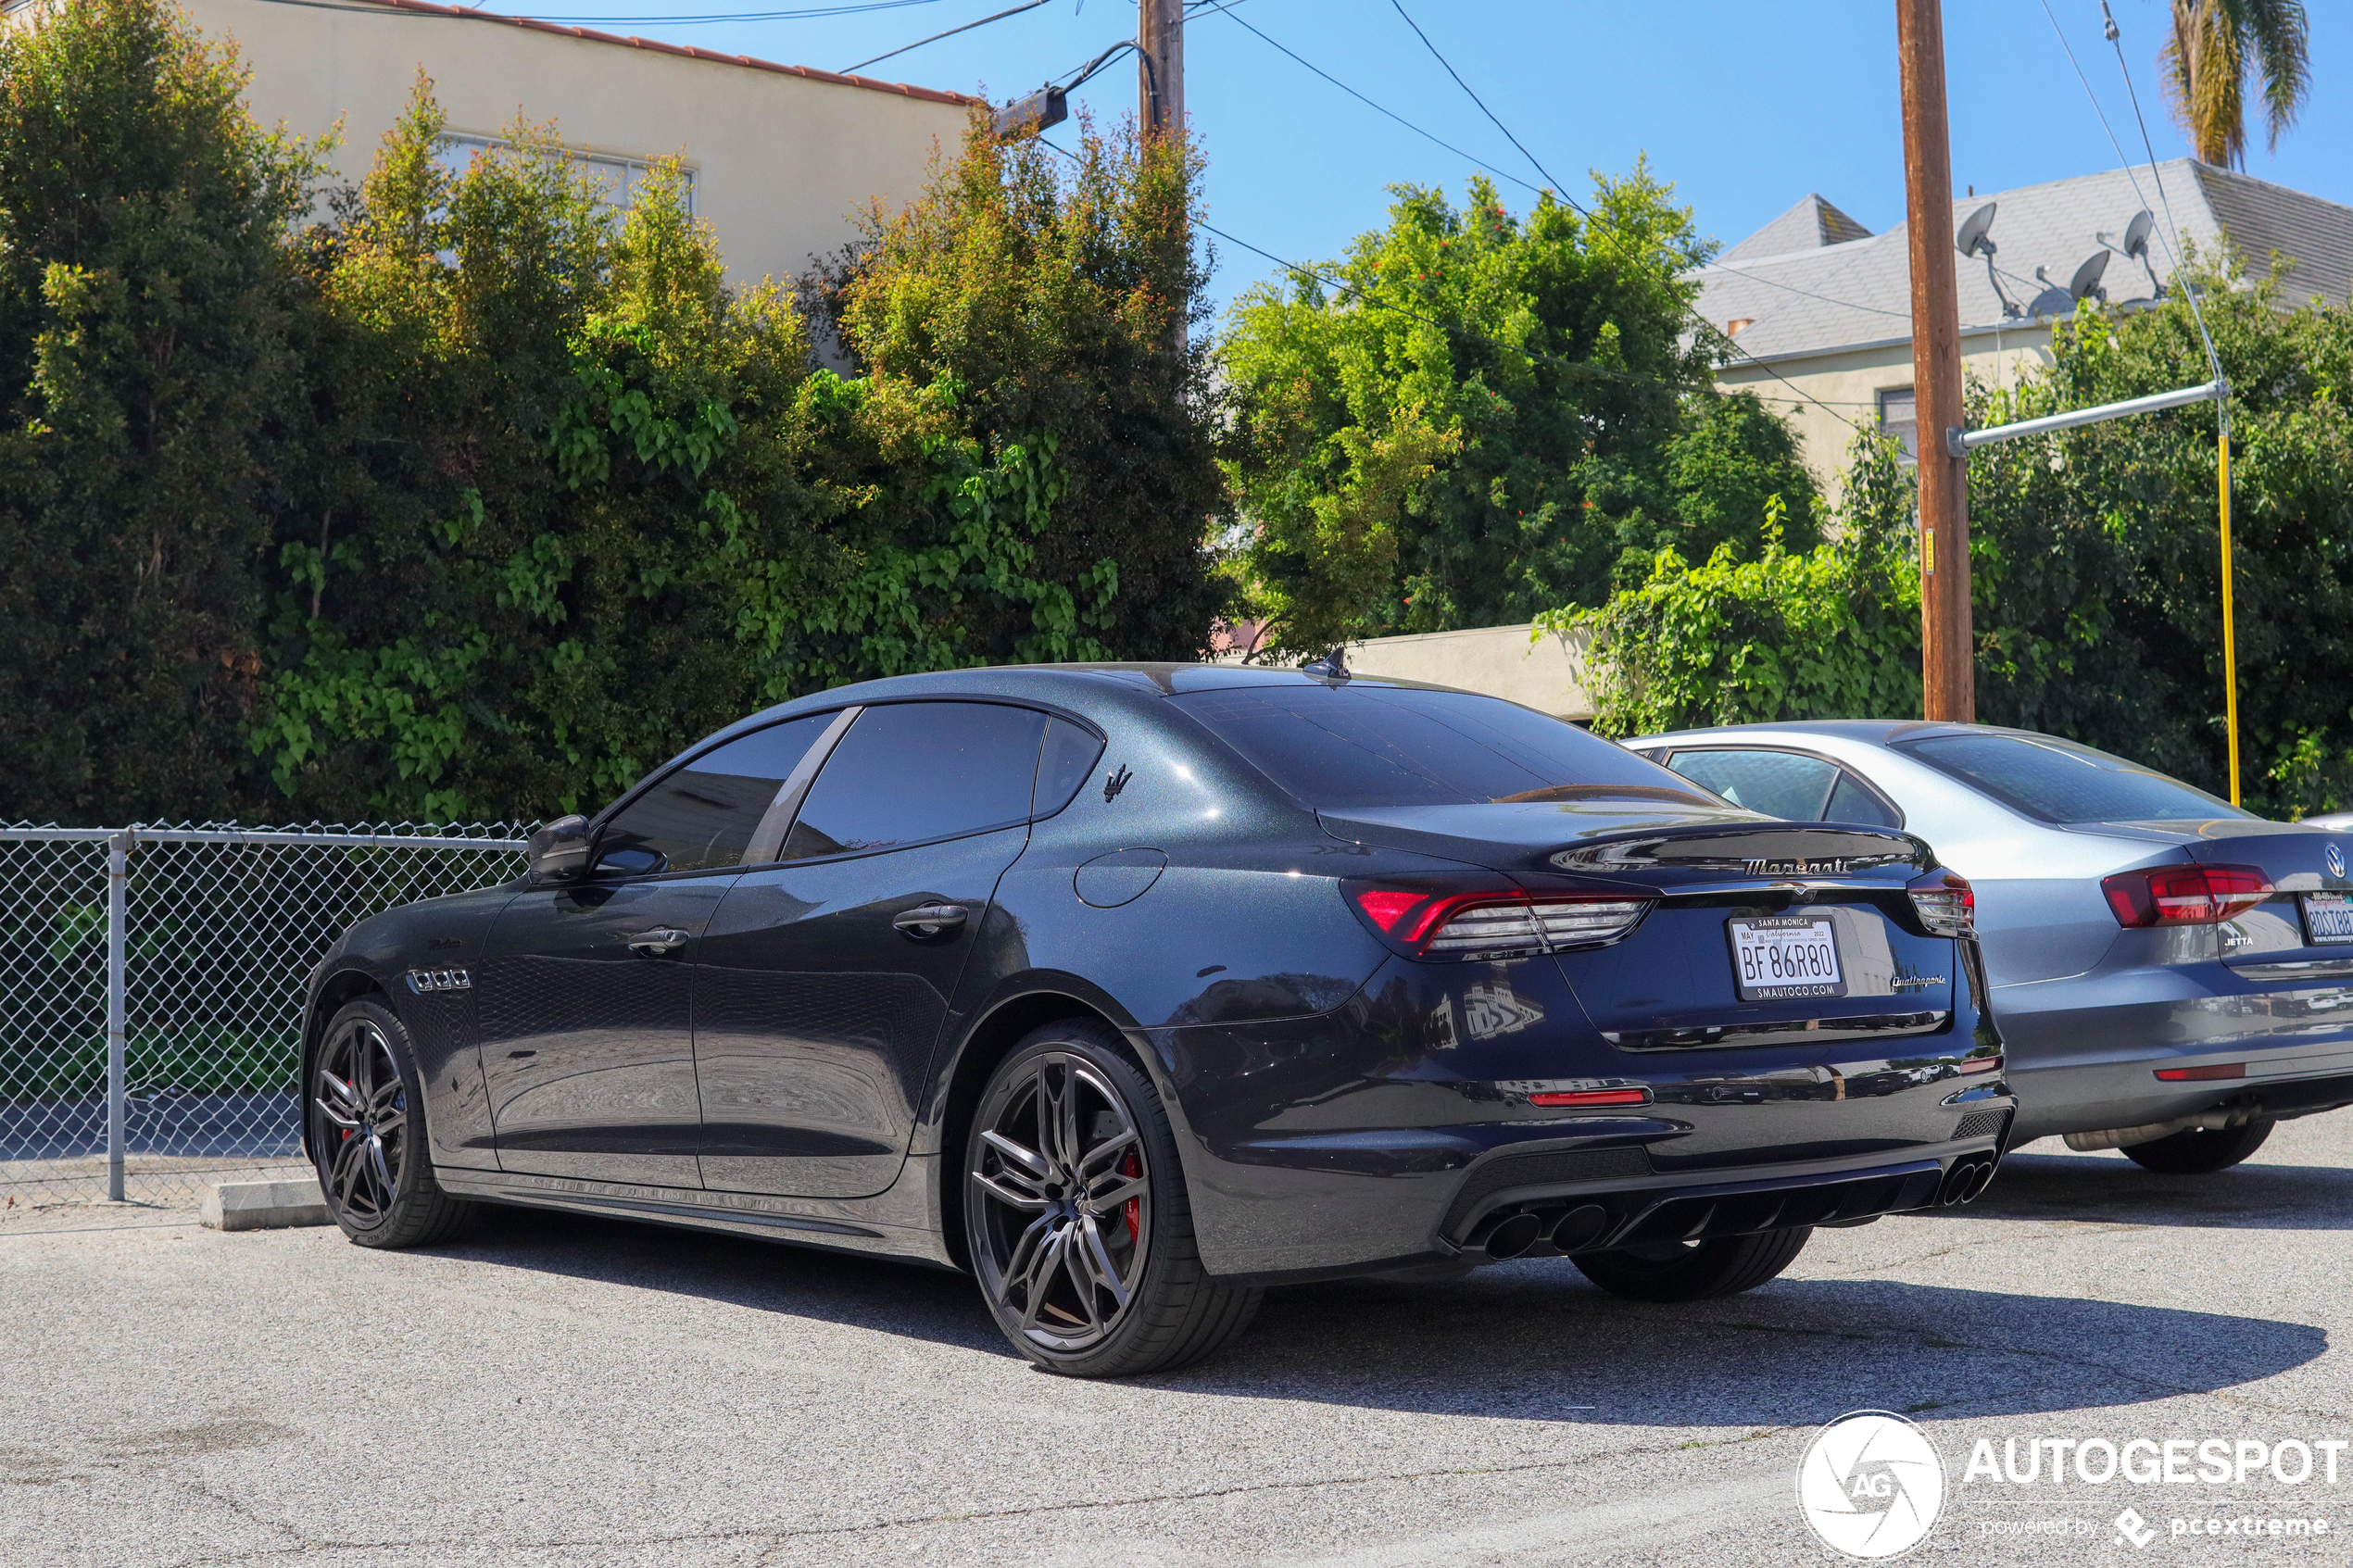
[303,664,2012,1376]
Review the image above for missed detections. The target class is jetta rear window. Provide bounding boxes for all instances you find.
[1895,733,2247,823]
[1171,686,1713,809]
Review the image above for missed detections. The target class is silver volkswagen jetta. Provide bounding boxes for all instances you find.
[1626,721,2353,1173]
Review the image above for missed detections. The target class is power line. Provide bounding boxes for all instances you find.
[840,0,1048,73]
[1212,10,1545,197]
[1385,0,1566,195]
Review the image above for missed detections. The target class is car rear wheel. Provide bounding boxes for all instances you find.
[1570,1226,1813,1302]
[964,1022,1261,1377]
[2121,1117,2275,1174]
[310,997,475,1248]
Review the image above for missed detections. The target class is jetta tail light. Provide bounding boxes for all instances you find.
[1906,870,1976,936]
[1343,878,1654,960]
[2101,863,2273,927]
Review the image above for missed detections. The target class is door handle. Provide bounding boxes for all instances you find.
[625,926,691,957]
[891,903,969,939]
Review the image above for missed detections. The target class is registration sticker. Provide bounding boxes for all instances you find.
[2302,892,2353,946]
[1729,915,1847,1000]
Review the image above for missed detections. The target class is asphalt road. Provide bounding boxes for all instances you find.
[7,1117,2353,1568]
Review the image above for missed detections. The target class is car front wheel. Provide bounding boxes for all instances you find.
[310,997,475,1248]
[964,1022,1260,1377]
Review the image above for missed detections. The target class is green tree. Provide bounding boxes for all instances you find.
[0,0,314,822]
[831,107,1227,667]
[2162,0,2309,169]
[1217,169,1818,660]
[1578,250,2353,819]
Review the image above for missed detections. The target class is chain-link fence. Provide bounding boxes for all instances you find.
[1,823,529,1229]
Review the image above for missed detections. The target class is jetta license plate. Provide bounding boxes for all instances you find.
[2303,892,2353,946]
[1728,915,1847,1000]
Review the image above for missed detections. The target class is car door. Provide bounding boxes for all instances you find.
[476,714,835,1187]
[1662,746,1904,828]
[692,700,1075,1198]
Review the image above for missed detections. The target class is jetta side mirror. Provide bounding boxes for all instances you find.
[527,815,594,884]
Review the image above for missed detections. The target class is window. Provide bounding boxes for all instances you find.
[1825,771,1903,827]
[1171,686,1713,809]
[1668,750,1842,820]
[1895,733,2246,824]
[595,714,833,876]
[1878,386,1918,464]
[1036,717,1104,817]
[783,703,1049,859]
[436,133,696,213]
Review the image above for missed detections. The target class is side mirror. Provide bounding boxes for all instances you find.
[527,815,594,884]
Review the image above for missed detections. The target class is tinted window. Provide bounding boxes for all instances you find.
[1036,717,1104,817]
[1825,771,1902,827]
[597,714,834,875]
[1171,686,1713,809]
[1896,732,2247,823]
[784,702,1047,859]
[1668,750,1838,819]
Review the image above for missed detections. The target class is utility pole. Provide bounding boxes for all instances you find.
[1139,0,1183,137]
[1895,0,1973,722]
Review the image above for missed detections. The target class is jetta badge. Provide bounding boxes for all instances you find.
[2328,844,2346,883]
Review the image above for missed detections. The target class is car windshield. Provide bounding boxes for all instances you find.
[1895,732,2247,823]
[1169,684,1718,809]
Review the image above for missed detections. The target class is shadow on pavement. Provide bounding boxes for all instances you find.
[424,1203,2325,1427]
[1906,1148,2353,1231]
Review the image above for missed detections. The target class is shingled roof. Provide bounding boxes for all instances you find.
[1700,160,2353,363]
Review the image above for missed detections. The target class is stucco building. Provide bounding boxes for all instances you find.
[1698,163,2353,503]
[123,0,976,289]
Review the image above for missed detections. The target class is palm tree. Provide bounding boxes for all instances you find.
[2160,0,2309,169]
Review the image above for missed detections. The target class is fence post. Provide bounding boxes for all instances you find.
[105,829,131,1202]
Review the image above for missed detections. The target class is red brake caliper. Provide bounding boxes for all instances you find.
[1121,1151,1142,1240]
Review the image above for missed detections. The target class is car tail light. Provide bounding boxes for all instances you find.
[1907,870,1976,936]
[2155,1062,2246,1081]
[2101,864,2274,927]
[1343,879,1653,960]
[1957,1054,2004,1075]
[1527,1086,1651,1108]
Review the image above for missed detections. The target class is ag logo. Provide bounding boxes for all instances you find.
[2327,843,2346,882]
[1795,1410,1944,1559]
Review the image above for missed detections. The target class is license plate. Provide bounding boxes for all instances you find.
[1728,915,1847,1000]
[2304,892,2353,946]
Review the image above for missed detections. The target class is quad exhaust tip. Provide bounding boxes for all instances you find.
[1482,1212,1545,1260]
[1938,1153,1998,1206]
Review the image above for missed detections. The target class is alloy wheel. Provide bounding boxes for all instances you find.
[969,1051,1151,1353]
[313,1018,408,1223]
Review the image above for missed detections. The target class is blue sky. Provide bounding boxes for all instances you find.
[529,0,2353,313]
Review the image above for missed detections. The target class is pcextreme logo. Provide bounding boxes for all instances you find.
[1796,1411,1945,1560]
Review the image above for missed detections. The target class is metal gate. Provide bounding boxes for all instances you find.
[0,823,528,1228]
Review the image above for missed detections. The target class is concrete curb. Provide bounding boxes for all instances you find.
[200,1179,331,1232]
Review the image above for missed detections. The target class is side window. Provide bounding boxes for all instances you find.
[1668,750,1840,821]
[1036,717,1105,817]
[1825,771,1903,827]
[783,702,1048,860]
[595,714,834,876]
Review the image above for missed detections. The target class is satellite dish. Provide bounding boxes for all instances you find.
[2069,248,2112,302]
[2121,209,2154,259]
[1956,202,1998,258]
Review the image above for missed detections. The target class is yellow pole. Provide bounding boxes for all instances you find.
[2220,415,2241,806]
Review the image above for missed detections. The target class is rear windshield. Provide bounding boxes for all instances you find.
[1170,685,1716,809]
[1895,732,2247,823]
